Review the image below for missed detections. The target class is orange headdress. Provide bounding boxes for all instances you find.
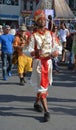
[34,9,46,22]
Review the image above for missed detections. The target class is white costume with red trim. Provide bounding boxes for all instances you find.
[25,29,62,92]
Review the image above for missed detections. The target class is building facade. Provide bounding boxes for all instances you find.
[0,0,21,26]
[0,0,39,26]
[20,0,39,25]
[0,0,75,27]
[66,0,76,16]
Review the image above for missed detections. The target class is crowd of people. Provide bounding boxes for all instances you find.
[0,9,76,122]
[48,15,76,72]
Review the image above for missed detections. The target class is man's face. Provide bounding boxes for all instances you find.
[36,17,46,28]
[61,23,65,29]
[3,28,10,34]
[20,30,25,36]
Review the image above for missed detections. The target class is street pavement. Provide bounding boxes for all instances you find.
[0,59,76,130]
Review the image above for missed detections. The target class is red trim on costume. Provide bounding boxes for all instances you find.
[33,33,50,88]
[40,59,49,88]
[37,28,47,35]
[37,92,48,99]
[41,93,47,99]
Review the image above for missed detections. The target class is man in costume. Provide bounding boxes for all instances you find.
[13,24,32,85]
[24,9,62,122]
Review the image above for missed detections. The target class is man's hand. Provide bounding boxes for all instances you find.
[31,49,42,57]
[51,51,59,58]
[35,49,42,57]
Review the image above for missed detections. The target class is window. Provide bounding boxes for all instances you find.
[69,0,74,8]
[11,0,19,5]
[74,0,76,9]
[30,1,33,10]
[0,0,3,4]
[36,0,39,5]
[3,0,19,5]
[4,0,11,5]
[24,1,27,10]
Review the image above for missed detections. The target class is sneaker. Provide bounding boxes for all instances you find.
[19,78,25,86]
[23,78,26,83]
[44,112,50,122]
[8,72,12,77]
[34,103,43,112]
[19,81,25,86]
[3,76,8,81]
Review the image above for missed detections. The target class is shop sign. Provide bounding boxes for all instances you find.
[21,10,32,17]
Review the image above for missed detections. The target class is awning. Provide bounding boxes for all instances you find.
[30,0,75,20]
[54,0,75,19]
[36,0,53,10]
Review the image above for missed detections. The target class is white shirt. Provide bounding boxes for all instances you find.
[10,29,16,35]
[59,28,69,43]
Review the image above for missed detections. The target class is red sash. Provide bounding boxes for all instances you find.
[40,58,49,88]
[33,34,50,88]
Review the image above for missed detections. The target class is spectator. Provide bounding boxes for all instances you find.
[10,25,16,36]
[0,25,3,35]
[72,31,76,71]
[48,15,55,31]
[13,24,32,85]
[66,33,74,70]
[52,26,62,73]
[0,25,14,80]
[58,22,69,62]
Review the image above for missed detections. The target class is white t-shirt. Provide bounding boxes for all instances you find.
[59,28,69,43]
[10,29,16,35]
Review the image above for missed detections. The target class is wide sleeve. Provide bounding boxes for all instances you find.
[52,34,62,55]
[23,34,35,57]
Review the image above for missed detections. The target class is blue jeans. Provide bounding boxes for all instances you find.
[68,52,74,70]
[1,52,12,78]
[52,58,59,72]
